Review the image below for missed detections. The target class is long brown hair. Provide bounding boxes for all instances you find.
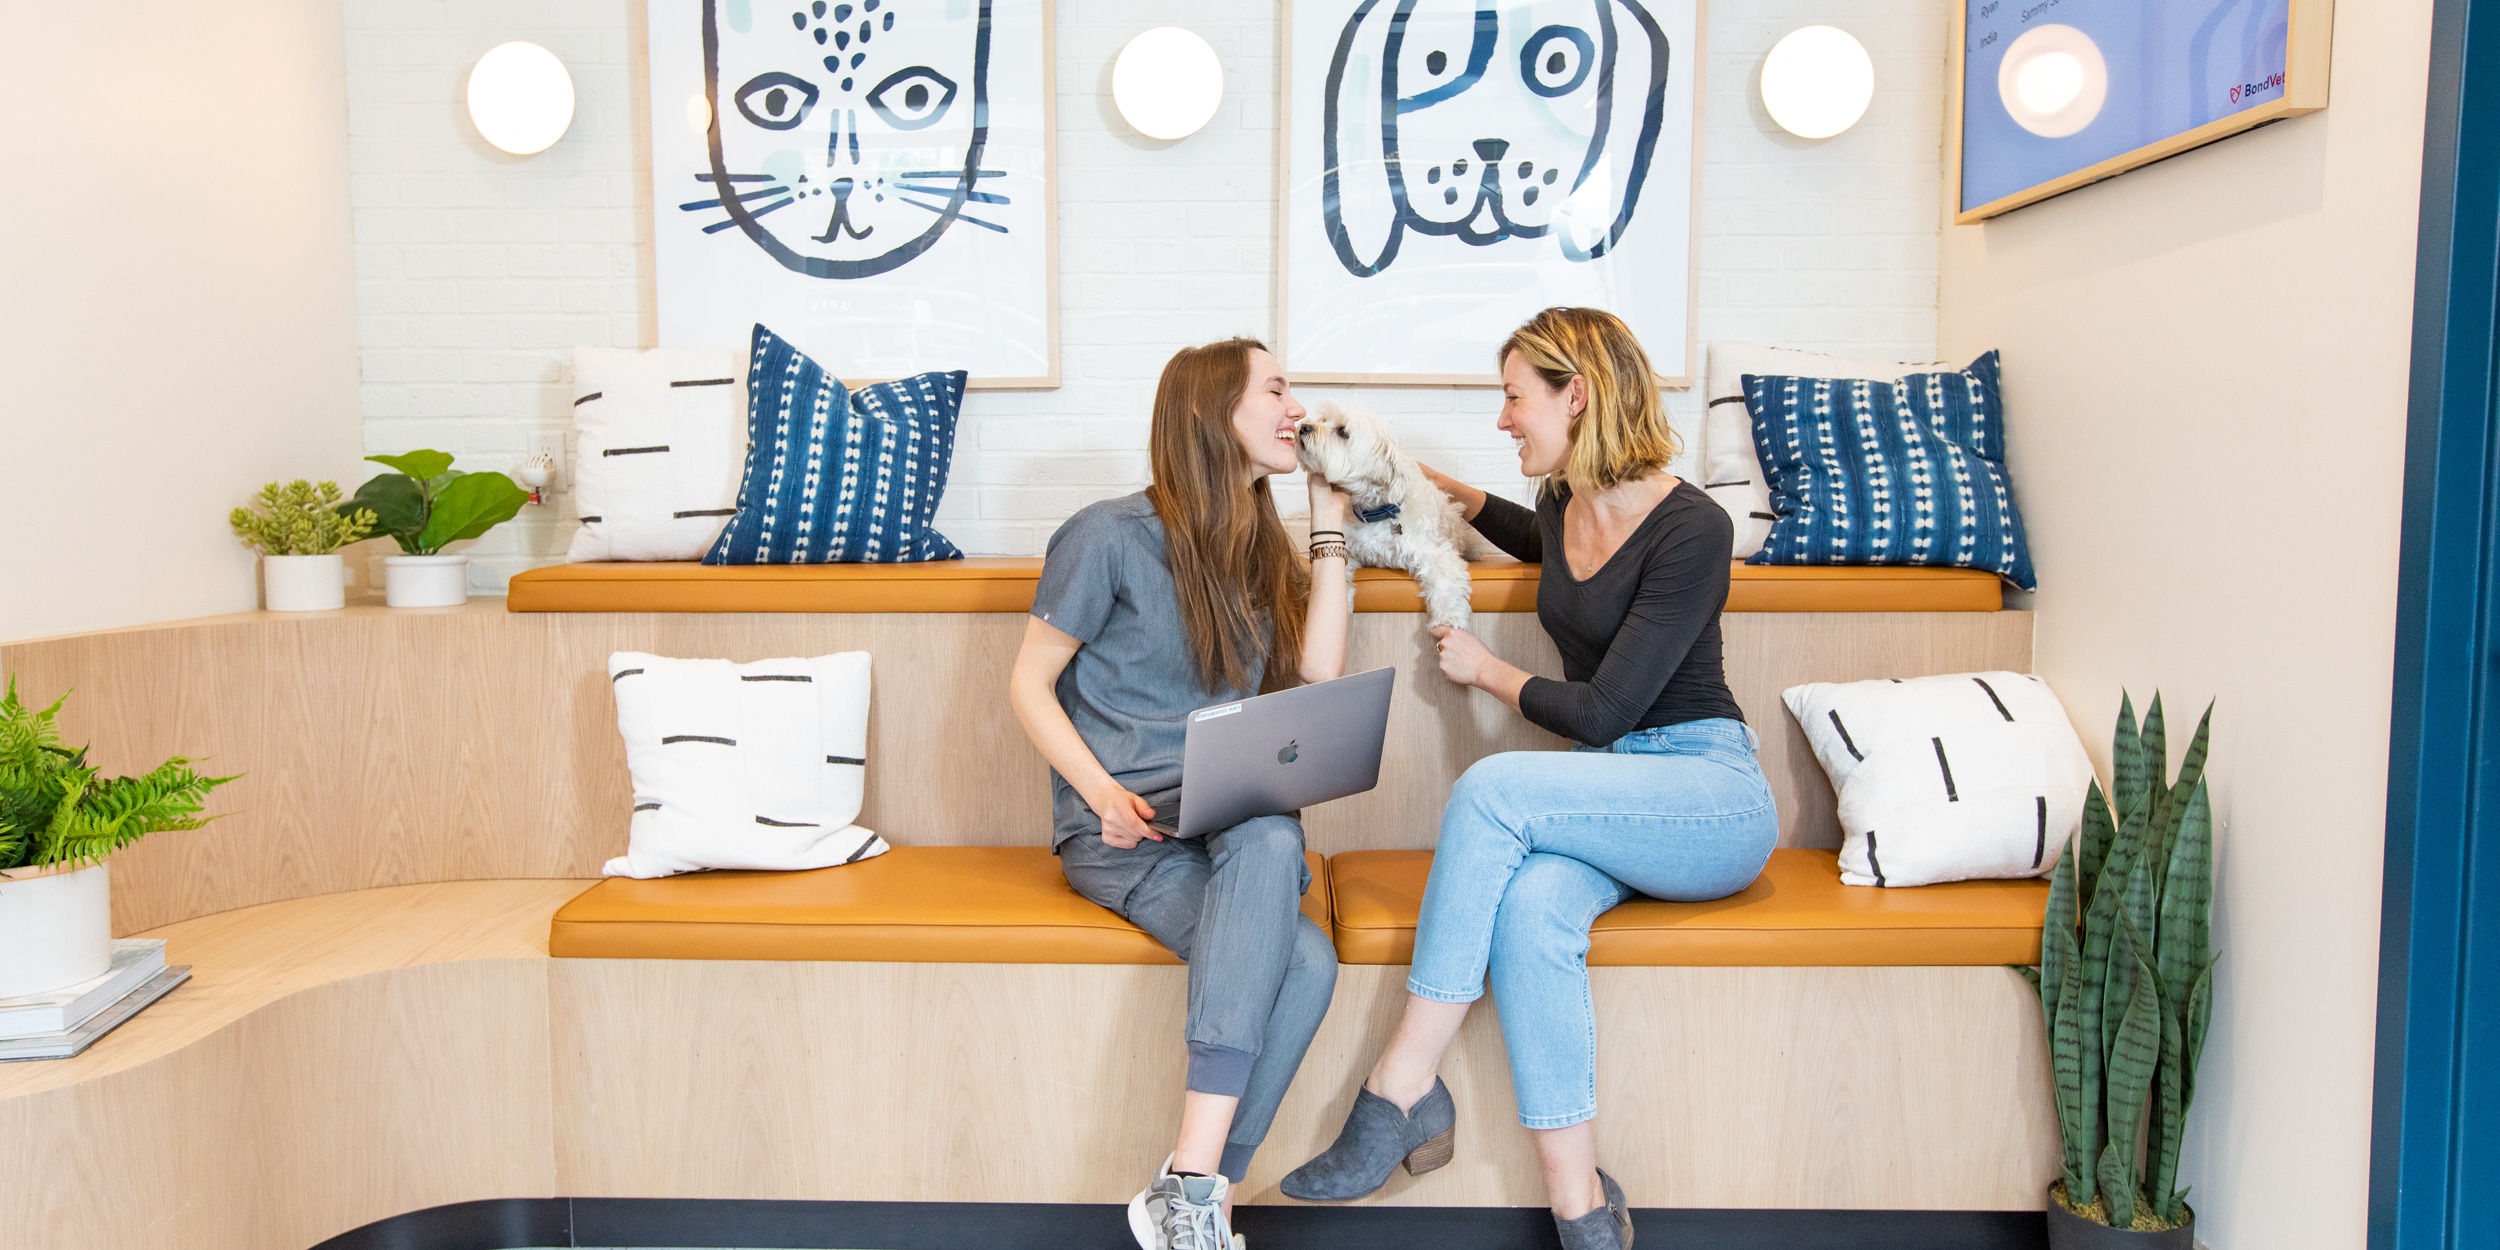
[1145,338,1308,694]
[1499,307,1678,493]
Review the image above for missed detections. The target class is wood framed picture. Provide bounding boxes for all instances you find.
[1276,0,1704,387]
[647,0,1059,388]
[1950,0,2334,223]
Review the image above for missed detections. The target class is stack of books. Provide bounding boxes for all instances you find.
[0,939,191,1062]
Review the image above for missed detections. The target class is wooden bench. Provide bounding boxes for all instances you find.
[550,846,1331,963]
[540,842,2055,1216]
[1328,848,2048,966]
[504,557,2010,615]
[0,560,2053,1244]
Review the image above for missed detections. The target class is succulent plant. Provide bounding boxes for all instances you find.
[2032,693,2215,1232]
[229,480,376,556]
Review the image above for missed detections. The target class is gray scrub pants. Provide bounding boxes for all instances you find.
[1058,812,1339,1184]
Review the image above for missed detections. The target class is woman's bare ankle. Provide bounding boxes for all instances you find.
[1549,1168,1605,1220]
[1362,1062,1435,1114]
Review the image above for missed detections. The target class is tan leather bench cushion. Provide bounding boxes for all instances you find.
[1329,848,2047,967]
[549,845,1332,964]
[507,559,2003,614]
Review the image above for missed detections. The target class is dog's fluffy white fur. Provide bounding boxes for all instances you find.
[1295,403,1479,629]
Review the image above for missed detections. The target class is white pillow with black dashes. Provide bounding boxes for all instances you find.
[566,346,748,562]
[1703,343,1954,559]
[603,650,887,879]
[1784,671,2090,888]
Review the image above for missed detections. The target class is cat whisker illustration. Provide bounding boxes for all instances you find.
[696,172,781,183]
[892,183,1010,205]
[894,169,1007,182]
[702,196,796,233]
[892,194,1007,234]
[678,185,792,212]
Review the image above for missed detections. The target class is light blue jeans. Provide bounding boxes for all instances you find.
[1408,719,1778,1128]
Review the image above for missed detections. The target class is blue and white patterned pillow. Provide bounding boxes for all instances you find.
[704,324,965,565]
[1742,350,2034,590]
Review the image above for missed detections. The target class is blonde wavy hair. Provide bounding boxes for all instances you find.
[1497,307,1677,494]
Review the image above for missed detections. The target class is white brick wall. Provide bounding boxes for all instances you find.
[345,0,1946,589]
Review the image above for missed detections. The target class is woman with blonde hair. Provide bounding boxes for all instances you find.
[1283,308,1777,1249]
[1009,338,1352,1250]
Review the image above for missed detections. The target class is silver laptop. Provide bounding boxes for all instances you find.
[1160,666,1397,838]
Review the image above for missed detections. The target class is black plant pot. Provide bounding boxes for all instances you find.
[2045,1188,2196,1250]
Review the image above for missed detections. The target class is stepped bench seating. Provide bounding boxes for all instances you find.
[0,557,2054,1250]
[548,845,2047,969]
[551,846,1334,963]
[505,556,2011,614]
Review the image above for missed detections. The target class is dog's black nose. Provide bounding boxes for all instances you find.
[1474,138,1509,162]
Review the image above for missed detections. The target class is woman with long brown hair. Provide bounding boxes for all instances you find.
[1283,308,1778,1250]
[1008,338,1352,1250]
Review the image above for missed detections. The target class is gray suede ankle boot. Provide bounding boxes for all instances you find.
[1553,1169,1633,1250]
[1277,1078,1456,1202]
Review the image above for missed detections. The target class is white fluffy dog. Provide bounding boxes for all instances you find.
[1294,403,1479,629]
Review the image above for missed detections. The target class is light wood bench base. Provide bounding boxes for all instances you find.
[2,883,2057,1250]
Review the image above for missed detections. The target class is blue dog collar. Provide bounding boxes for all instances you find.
[1353,501,1401,524]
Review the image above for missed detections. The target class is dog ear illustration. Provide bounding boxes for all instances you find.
[1552,0,1671,262]
[1322,0,1405,277]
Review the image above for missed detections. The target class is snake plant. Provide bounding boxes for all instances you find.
[2032,693,2215,1232]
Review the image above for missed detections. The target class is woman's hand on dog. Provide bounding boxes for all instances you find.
[1431,625,1533,712]
[1091,786,1163,849]
[1430,624,1496,685]
[1308,476,1352,532]
[1418,463,1486,521]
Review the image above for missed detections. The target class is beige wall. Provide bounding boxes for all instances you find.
[0,3,364,644]
[1938,5,2430,1247]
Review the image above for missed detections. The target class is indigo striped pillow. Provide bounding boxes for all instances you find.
[704,324,965,565]
[1741,350,2034,590]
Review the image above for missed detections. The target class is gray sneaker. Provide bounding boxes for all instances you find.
[1128,1160,1239,1250]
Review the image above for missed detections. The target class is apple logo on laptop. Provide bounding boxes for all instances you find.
[1277,740,1299,765]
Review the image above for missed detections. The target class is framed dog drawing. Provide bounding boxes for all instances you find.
[1278,0,1703,386]
[648,0,1058,388]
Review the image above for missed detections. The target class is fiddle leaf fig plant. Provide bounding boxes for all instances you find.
[339,449,530,556]
[0,679,233,873]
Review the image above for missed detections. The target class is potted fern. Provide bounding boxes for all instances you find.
[229,480,377,611]
[0,680,232,997]
[2031,694,2215,1249]
[338,450,531,607]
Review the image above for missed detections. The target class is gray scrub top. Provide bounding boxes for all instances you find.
[1031,493,1265,846]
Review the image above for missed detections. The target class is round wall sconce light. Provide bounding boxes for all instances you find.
[1997,24,2108,138]
[467,41,576,155]
[1112,27,1225,141]
[1759,25,1874,139]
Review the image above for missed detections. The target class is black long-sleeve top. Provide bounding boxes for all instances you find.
[1472,480,1747,747]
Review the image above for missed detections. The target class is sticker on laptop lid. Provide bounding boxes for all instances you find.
[1194,703,1244,722]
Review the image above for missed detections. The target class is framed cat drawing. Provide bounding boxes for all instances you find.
[1277,0,1703,387]
[649,0,1058,387]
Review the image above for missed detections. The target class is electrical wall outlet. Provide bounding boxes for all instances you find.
[529,430,570,496]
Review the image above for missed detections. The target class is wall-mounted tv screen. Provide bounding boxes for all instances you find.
[1953,0,2333,222]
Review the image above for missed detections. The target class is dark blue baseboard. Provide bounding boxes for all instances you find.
[311,1196,2051,1250]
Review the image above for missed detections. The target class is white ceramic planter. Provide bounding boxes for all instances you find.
[262,553,347,612]
[0,861,112,998]
[384,554,470,607]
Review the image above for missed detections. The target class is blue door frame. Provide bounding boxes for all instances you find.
[2372,0,2500,1245]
